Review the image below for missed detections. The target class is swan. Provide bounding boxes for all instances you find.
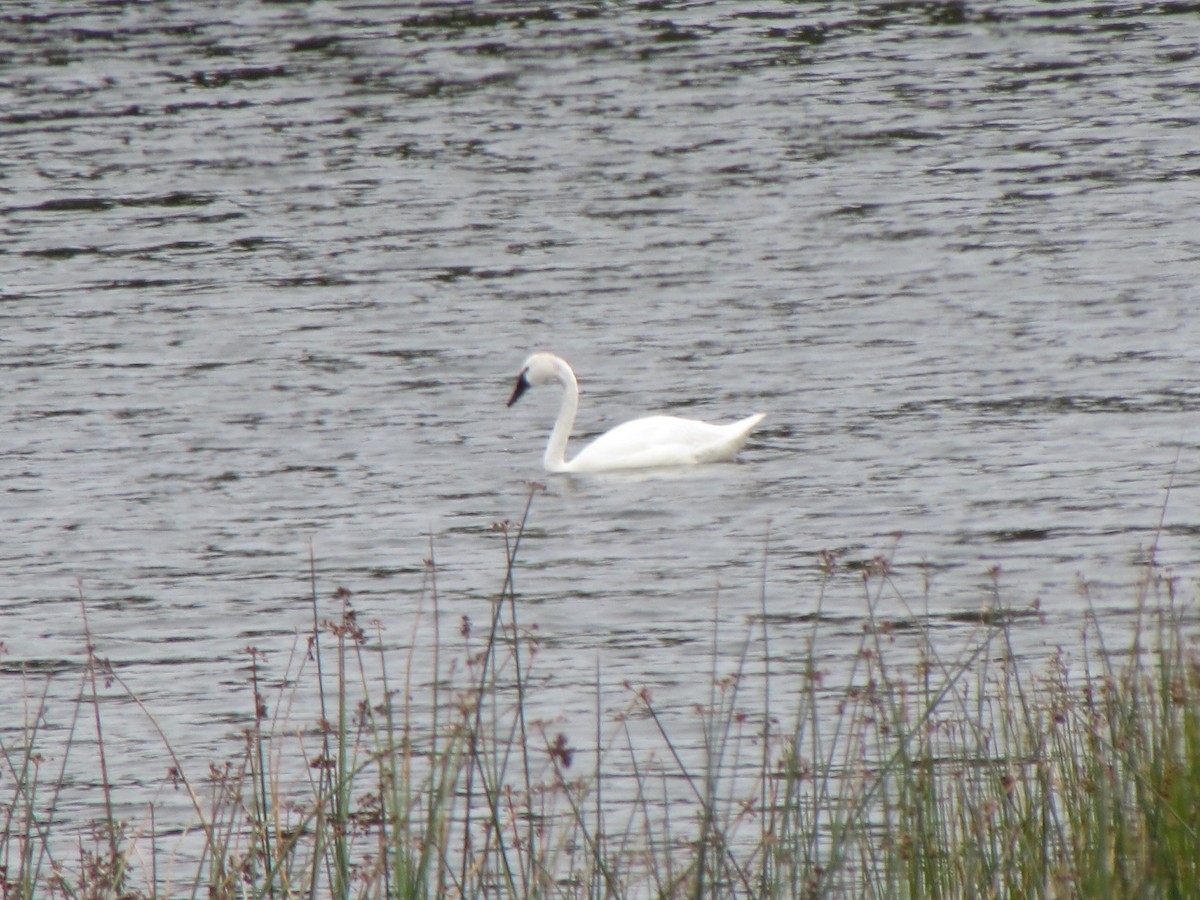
[506,352,766,473]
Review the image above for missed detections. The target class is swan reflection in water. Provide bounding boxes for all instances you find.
[507,353,766,474]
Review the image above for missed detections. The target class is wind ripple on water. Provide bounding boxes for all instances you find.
[2,1,1199,875]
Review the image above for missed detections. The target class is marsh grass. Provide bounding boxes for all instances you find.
[2,485,1198,898]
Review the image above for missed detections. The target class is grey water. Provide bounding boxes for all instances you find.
[3,0,1199,876]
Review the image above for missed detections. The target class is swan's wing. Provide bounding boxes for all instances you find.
[569,414,765,471]
[573,415,713,456]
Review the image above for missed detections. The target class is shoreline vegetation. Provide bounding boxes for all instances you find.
[3,486,1198,898]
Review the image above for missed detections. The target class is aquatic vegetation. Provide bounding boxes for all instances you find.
[2,487,1198,898]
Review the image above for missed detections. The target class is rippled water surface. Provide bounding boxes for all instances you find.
[3,0,1200,871]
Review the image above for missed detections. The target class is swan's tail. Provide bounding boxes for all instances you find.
[709,412,766,461]
[734,412,767,435]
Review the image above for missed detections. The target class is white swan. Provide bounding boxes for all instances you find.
[507,352,766,473]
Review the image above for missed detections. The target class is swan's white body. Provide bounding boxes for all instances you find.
[507,353,766,474]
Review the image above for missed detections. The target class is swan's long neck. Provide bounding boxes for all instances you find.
[544,359,580,473]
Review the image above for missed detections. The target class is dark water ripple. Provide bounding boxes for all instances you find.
[2,0,1200,869]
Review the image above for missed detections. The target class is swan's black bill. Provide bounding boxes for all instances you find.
[507,370,530,407]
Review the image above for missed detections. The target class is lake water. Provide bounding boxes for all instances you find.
[3,0,1199,886]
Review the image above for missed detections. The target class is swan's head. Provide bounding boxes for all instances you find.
[507,352,575,407]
